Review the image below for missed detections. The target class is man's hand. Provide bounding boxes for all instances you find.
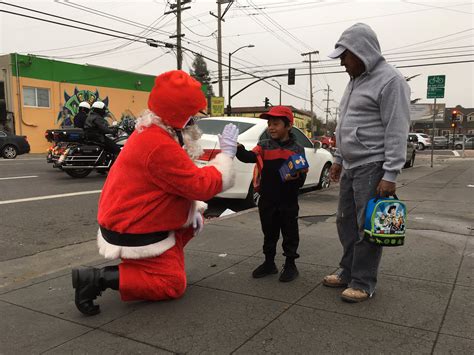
[376,179,396,197]
[329,163,342,182]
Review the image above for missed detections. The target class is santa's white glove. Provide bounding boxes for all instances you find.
[192,211,204,235]
[218,123,239,158]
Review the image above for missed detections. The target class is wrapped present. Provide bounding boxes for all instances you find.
[279,154,309,181]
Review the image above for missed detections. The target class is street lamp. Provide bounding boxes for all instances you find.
[227,44,255,116]
[272,79,282,105]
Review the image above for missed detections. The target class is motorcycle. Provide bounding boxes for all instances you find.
[45,128,85,168]
[58,118,135,178]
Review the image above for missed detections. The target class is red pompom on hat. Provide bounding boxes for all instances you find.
[148,70,207,129]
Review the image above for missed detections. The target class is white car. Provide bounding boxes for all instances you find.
[408,133,432,150]
[195,116,334,205]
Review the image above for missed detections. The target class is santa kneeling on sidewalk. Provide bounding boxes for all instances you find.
[72,70,239,316]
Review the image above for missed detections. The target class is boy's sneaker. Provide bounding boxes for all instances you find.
[279,262,299,282]
[252,262,278,278]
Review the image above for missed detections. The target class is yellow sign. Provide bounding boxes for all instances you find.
[211,97,225,116]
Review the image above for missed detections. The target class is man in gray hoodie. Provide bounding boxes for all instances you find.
[322,23,410,302]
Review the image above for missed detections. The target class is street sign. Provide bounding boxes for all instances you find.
[210,97,225,116]
[427,75,445,99]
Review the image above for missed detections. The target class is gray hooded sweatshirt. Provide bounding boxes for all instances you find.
[333,23,410,182]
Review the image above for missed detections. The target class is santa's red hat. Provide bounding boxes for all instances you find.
[148,70,207,129]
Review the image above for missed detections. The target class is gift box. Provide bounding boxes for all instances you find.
[279,154,309,181]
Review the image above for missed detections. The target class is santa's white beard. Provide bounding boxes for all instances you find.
[135,110,203,161]
[181,124,203,160]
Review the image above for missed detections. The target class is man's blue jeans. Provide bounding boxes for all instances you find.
[336,161,385,295]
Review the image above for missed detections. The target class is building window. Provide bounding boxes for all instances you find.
[23,87,50,108]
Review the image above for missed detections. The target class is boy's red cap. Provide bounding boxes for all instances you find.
[259,105,294,125]
[148,70,207,129]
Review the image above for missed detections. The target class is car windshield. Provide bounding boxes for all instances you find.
[196,119,254,136]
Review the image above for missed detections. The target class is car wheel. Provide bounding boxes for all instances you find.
[317,163,331,189]
[417,143,425,150]
[2,145,18,159]
[455,144,462,150]
[322,143,328,149]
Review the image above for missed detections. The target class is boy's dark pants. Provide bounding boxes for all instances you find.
[258,198,300,261]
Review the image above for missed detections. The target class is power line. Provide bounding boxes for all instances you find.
[0,4,171,47]
[384,28,474,52]
[55,0,173,37]
[221,3,473,39]
[224,52,474,80]
[226,59,474,83]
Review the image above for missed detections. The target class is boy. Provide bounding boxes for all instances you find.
[236,106,306,282]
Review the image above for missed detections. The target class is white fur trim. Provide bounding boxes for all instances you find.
[209,153,235,191]
[135,109,203,160]
[97,228,176,260]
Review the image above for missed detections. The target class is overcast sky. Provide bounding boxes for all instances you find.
[1,0,473,119]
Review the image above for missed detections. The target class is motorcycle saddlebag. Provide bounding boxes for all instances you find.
[71,145,102,156]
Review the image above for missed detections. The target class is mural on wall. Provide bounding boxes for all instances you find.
[57,87,110,127]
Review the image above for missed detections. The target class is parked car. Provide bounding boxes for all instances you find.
[195,117,334,206]
[433,136,449,149]
[313,135,336,149]
[405,135,416,168]
[453,137,474,150]
[0,131,30,159]
[408,133,431,150]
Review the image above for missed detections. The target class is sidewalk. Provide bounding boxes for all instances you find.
[1,160,473,354]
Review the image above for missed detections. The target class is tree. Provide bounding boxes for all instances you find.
[190,53,214,98]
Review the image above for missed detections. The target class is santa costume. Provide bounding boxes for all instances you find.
[72,70,238,316]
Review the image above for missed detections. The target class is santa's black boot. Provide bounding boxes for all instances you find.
[72,266,119,316]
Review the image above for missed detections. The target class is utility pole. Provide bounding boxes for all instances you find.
[334,107,339,126]
[323,85,333,135]
[210,1,233,97]
[166,0,191,70]
[272,79,282,104]
[302,50,319,136]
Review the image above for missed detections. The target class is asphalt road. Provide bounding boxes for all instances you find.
[0,156,249,262]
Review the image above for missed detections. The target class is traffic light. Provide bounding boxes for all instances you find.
[451,109,458,121]
[288,68,296,85]
[264,97,270,108]
[451,122,456,128]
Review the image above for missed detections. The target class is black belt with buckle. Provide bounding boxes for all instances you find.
[99,226,170,247]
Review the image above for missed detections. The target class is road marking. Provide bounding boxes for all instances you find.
[453,150,460,157]
[0,190,102,205]
[0,158,44,162]
[0,175,38,181]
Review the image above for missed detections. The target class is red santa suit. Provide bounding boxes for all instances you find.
[96,70,234,302]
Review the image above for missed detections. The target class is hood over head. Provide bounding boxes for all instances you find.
[331,23,384,73]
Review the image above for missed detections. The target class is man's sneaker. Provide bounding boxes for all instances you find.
[279,263,299,282]
[322,274,348,288]
[252,262,278,278]
[341,288,370,303]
